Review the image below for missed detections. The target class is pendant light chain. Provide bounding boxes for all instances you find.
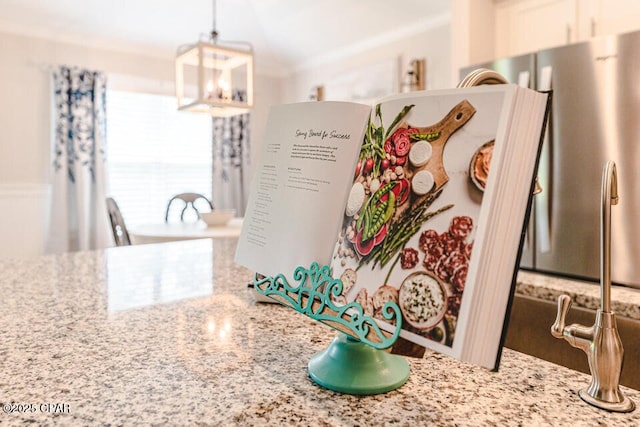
[211,0,218,41]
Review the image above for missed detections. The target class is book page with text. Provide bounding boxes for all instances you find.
[235,101,371,280]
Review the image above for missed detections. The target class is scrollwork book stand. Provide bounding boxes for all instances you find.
[253,262,409,395]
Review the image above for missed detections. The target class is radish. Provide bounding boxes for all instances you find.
[363,157,374,175]
[354,160,362,179]
[381,158,390,171]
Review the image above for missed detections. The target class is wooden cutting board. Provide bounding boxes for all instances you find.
[394,99,476,220]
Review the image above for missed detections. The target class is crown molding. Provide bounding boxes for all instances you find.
[290,12,451,75]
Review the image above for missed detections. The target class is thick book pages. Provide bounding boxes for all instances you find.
[236,84,549,370]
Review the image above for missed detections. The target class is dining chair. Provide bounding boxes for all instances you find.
[106,197,131,246]
[164,193,214,222]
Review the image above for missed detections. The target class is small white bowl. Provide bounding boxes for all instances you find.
[398,271,447,330]
[200,209,236,227]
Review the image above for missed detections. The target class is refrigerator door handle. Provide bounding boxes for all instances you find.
[517,71,531,88]
[536,65,553,253]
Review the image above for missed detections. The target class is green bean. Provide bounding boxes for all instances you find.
[384,104,415,139]
[364,202,387,241]
[383,191,395,224]
[355,204,369,233]
[370,182,396,205]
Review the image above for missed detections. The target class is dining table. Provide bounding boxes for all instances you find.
[129,217,243,244]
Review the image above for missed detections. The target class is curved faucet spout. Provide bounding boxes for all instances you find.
[601,161,618,313]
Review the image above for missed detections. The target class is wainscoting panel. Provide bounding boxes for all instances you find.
[0,183,51,259]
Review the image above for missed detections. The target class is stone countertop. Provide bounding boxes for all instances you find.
[516,270,640,321]
[1,239,639,426]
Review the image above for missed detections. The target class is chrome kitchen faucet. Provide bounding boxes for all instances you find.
[551,161,635,412]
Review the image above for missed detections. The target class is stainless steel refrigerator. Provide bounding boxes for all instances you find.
[460,30,640,289]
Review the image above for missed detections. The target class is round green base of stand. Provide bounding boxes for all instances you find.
[308,334,410,395]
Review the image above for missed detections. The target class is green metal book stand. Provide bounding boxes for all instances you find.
[253,262,409,395]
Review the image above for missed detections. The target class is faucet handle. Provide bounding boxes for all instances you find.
[551,294,572,338]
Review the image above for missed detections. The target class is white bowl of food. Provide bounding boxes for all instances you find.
[469,140,495,192]
[398,271,448,330]
[199,209,236,227]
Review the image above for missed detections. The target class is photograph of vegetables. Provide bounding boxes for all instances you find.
[332,99,492,349]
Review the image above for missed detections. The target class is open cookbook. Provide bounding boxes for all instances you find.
[235,84,549,370]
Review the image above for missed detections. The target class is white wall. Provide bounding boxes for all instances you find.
[0,20,452,259]
[0,30,282,259]
[451,0,497,83]
[283,22,452,103]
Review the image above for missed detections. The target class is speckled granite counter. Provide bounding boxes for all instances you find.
[1,239,639,426]
[516,270,640,321]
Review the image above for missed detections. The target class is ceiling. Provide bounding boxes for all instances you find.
[0,0,451,76]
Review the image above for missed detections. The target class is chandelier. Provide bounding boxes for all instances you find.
[175,0,254,116]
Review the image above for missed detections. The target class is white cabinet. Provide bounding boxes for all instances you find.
[495,0,640,57]
[581,0,640,38]
[495,0,577,57]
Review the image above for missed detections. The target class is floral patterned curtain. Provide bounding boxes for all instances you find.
[46,66,111,253]
[211,90,251,216]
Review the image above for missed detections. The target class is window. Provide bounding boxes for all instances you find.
[106,91,212,227]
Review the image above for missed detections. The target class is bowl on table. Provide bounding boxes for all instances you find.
[199,209,236,227]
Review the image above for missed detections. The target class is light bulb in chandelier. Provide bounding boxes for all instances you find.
[217,76,230,99]
[204,75,231,101]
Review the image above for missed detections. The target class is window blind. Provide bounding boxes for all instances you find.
[106,90,212,227]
